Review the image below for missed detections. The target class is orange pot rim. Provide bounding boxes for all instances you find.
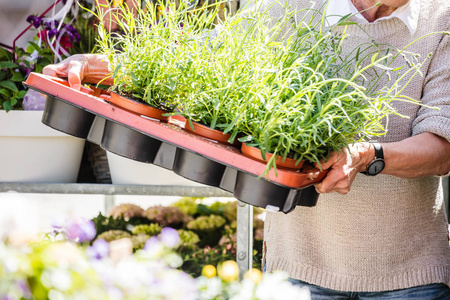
[109,92,170,122]
[241,143,304,170]
[184,121,240,146]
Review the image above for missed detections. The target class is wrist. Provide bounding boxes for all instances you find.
[361,142,385,176]
[356,142,375,173]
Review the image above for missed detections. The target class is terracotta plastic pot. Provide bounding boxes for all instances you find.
[184,121,241,146]
[109,92,170,122]
[240,143,304,170]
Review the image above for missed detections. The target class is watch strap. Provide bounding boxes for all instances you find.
[372,142,384,160]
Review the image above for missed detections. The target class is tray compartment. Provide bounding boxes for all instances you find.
[173,148,226,187]
[42,96,95,138]
[101,120,162,163]
[233,171,319,213]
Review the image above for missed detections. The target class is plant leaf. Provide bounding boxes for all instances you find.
[2,100,11,111]
[167,77,175,91]
[10,72,24,82]
[336,13,352,24]
[0,88,11,98]
[238,135,253,143]
[0,80,18,92]
[223,115,239,134]
[130,71,138,82]
[0,61,19,69]
[0,47,13,61]
[113,64,122,78]
[355,48,360,62]
[18,90,27,98]
[27,41,41,53]
[337,21,357,26]
[371,53,379,64]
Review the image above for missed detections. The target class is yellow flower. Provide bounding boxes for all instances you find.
[244,268,263,284]
[201,264,217,278]
[112,0,123,7]
[217,260,239,282]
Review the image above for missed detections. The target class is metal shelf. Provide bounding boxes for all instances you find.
[0,183,232,197]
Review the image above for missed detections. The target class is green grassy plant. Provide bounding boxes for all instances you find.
[95,0,429,176]
[174,1,303,140]
[229,2,427,175]
[174,1,426,176]
[96,0,224,111]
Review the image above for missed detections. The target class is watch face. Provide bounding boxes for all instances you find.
[367,159,385,175]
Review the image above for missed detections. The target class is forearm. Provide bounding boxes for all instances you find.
[381,132,450,178]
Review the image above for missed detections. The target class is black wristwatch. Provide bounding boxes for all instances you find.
[361,142,385,176]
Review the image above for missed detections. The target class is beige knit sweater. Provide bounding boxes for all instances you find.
[262,0,450,292]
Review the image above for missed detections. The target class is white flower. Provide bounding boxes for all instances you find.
[164,252,183,268]
[197,276,223,300]
[41,268,72,291]
[229,279,256,300]
[254,272,311,300]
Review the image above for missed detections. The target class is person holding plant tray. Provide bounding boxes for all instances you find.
[43,0,449,298]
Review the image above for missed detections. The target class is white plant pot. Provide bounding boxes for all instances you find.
[107,151,206,186]
[0,110,85,183]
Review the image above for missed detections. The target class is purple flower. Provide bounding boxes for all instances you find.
[65,30,74,40]
[26,15,42,29]
[159,227,180,248]
[86,239,110,260]
[26,15,34,24]
[47,28,59,39]
[64,24,77,34]
[74,32,81,43]
[16,280,31,298]
[62,24,81,43]
[43,20,59,30]
[144,236,160,251]
[66,219,96,242]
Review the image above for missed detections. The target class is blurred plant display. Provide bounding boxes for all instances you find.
[0,197,310,300]
[91,198,265,277]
